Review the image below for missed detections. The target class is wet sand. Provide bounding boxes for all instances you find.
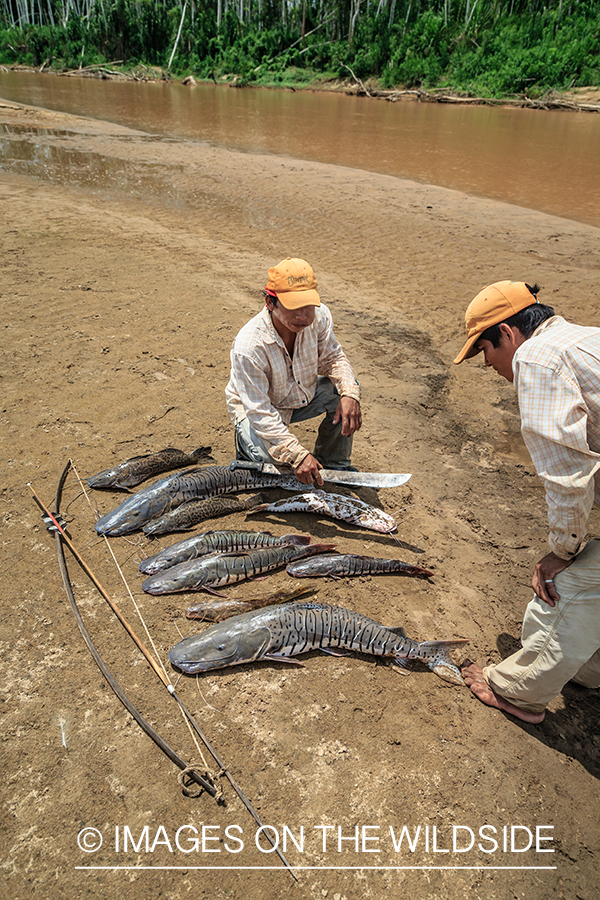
[1,98,600,900]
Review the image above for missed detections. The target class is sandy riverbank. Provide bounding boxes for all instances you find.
[1,98,599,900]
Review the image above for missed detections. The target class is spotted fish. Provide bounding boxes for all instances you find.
[88,446,213,490]
[247,490,397,534]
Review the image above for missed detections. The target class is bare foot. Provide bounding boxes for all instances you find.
[460,661,546,724]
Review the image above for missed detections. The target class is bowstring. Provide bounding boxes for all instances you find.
[70,459,212,772]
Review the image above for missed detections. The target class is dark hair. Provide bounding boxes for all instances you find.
[479,284,554,347]
[264,290,278,307]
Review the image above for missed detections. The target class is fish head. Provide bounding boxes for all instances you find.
[169,622,272,674]
[142,516,170,536]
[430,660,465,686]
[141,558,210,594]
[87,467,118,489]
[95,494,170,536]
[357,511,397,533]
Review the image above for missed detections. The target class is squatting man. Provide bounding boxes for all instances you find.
[454,280,600,724]
[226,257,362,486]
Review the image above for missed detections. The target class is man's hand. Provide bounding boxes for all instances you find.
[332,397,362,437]
[532,551,573,606]
[294,453,324,485]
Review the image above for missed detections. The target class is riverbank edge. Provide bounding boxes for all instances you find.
[3,63,600,113]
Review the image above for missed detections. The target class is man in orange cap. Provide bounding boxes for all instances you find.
[455,280,600,723]
[226,257,362,485]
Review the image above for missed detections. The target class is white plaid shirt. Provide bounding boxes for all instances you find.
[513,316,600,559]
[225,303,360,466]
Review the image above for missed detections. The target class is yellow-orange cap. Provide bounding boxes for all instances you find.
[454,281,537,364]
[266,257,320,310]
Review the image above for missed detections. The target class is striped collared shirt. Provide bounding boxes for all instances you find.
[225,303,360,467]
[513,316,600,559]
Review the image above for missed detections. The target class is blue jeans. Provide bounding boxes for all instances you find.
[234,377,354,470]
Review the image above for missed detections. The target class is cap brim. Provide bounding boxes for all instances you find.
[276,289,321,310]
[453,333,484,365]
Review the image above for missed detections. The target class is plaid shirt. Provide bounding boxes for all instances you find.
[225,303,360,466]
[513,316,600,559]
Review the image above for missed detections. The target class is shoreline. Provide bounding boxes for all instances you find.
[4,62,600,113]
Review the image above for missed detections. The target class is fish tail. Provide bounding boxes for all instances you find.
[281,533,312,545]
[246,503,271,515]
[415,639,469,685]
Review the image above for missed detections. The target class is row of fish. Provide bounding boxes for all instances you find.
[93,463,399,537]
[89,451,467,688]
[138,529,433,595]
[94,465,309,536]
[141,542,337,595]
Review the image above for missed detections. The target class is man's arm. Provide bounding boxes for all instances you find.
[231,351,313,468]
[516,360,598,603]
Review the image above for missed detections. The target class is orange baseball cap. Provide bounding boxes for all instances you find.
[266,258,320,310]
[454,281,537,364]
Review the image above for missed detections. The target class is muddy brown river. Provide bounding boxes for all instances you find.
[1,71,599,228]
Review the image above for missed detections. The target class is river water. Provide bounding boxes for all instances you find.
[1,71,599,228]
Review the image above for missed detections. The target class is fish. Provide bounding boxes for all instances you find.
[168,601,468,685]
[286,553,434,579]
[186,584,319,621]
[87,446,213,490]
[139,530,312,575]
[95,466,313,536]
[246,489,397,534]
[142,493,270,536]
[142,543,336,595]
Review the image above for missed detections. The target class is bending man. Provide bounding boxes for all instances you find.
[226,257,362,485]
[454,280,600,724]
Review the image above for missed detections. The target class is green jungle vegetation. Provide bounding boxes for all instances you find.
[1,0,600,97]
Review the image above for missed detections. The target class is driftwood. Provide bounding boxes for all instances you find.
[59,62,149,82]
[347,83,600,113]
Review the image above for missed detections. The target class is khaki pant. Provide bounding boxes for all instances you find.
[484,538,600,713]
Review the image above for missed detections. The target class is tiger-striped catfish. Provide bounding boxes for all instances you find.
[287,553,433,579]
[139,530,312,575]
[168,601,468,685]
[142,543,336,594]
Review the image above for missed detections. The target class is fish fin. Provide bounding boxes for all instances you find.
[418,639,470,650]
[386,658,412,676]
[263,654,305,667]
[190,446,213,460]
[320,647,353,657]
[388,626,407,637]
[202,585,226,596]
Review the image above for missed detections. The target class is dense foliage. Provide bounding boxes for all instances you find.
[1,0,599,96]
